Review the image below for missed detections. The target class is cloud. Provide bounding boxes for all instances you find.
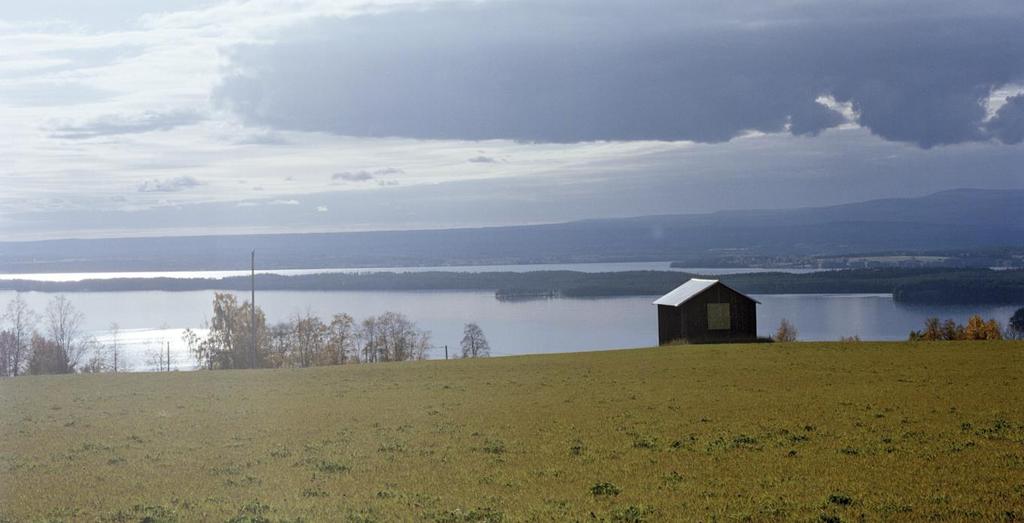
[331,167,403,183]
[137,175,202,193]
[332,171,374,182]
[232,131,289,145]
[467,155,498,164]
[315,205,328,212]
[236,198,299,207]
[986,95,1024,145]
[214,0,1024,148]
[51,109,205,139]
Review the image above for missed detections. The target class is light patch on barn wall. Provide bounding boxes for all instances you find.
[707,303,731,330]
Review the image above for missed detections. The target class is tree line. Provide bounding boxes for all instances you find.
[0,294,113,376]
[907,312,1021,341]
[2,268,1022,305]
[182,293,489,370]
[0,292,491,376]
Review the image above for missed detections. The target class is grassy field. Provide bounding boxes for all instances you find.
[2,341,1023,522]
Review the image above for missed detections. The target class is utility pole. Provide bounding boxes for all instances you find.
[444,344,448,360]
[166,342,171,372]
[251,250,257,369]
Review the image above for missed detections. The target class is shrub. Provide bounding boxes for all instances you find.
[314,460,349,473]
[482,440,506,454]
[591,482,621,496]
[774,319,798,342]
[828,493,853,506]
[610,505,655,522]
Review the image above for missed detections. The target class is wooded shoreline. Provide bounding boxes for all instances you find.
[1,268,1021,304]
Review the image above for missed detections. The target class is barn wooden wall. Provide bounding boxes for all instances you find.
[658,283,757,344]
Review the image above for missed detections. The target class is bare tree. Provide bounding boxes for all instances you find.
[182,328,211,370]
[44,295,86,373]
[461,322,491,358]
[267,322,294,368]
[359,315,381,363]
[291,311,327,368]
[3,294,37,376]
[359,312,430,362]
[1007,307,1024,340]
[325,313,356,365]
[145,342,166,372]
[80,337,108,373]
[0,330,16,377]
[774,318,798,342]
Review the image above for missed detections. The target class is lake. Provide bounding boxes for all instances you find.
[0,261,823,282]
[1,289,1015,372]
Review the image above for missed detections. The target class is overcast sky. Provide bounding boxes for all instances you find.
[2,0,1023,240]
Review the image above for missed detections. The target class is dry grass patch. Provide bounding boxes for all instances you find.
[1,341,1023,521]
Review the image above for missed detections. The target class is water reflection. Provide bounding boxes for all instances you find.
[0,290,1015,372]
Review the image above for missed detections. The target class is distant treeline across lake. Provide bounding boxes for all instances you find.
[1,268,1021,305]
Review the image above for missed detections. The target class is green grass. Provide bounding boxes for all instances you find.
[2,341,1024,521]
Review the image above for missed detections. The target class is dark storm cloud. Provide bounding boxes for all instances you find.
[986,96,1024,145]
[137,175,202,193]
[213,1,1024,148]
[50,109,205,139]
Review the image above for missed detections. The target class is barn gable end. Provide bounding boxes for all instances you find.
[653,279,758,345]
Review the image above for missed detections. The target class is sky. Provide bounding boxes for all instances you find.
[2,0,1023,240]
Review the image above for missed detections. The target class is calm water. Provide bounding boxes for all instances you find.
[0,262,822,282]
[0,289,1015,372]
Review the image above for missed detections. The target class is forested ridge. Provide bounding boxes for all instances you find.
[2,268,1021,304]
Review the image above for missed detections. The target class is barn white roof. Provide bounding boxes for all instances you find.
[653,278,760,306]
[652,278,719,306]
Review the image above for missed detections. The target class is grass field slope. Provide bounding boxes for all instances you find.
[2,342,1024,521]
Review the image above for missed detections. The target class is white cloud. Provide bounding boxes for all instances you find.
[1,0,1022,240]
[137,175,203,193]
[814,95,859,128]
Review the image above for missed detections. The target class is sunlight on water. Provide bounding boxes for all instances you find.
[1,289,1014,372]
[0,262,822,282]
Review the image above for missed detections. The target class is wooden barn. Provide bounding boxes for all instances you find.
[654,278,759,344]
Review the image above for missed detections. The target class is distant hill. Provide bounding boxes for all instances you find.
[1,189,1021,273]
